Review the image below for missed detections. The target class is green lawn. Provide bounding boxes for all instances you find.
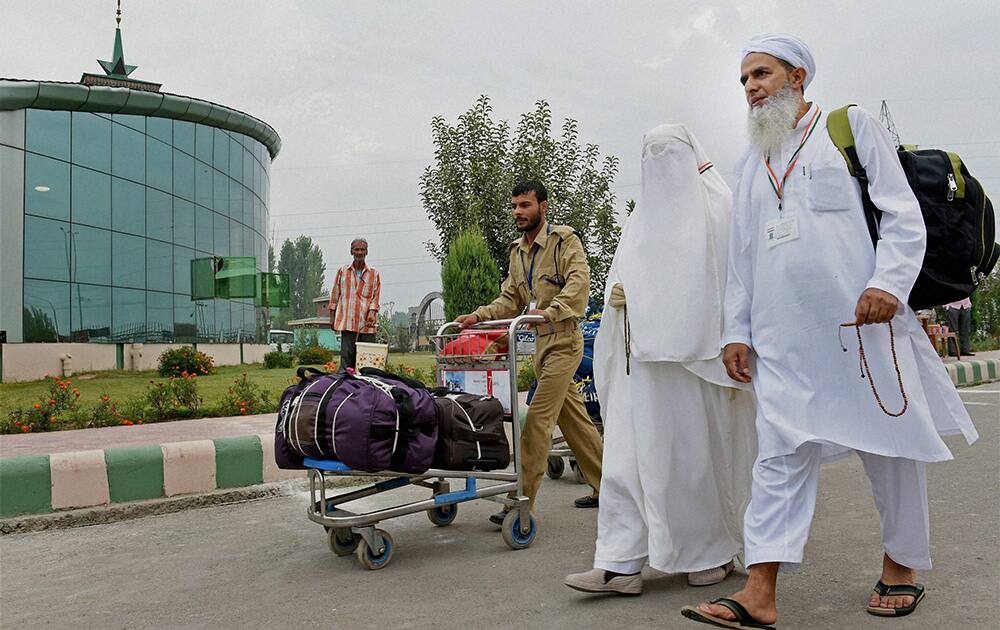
[0,353,438,419]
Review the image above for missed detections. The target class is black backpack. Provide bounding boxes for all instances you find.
[827,105,997,309]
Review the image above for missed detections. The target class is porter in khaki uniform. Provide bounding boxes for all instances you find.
[472,223,604,508]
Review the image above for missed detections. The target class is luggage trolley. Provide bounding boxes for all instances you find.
[303,315,543,570]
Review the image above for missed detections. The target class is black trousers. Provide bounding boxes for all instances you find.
[945,307,973,354]
[339,330,376,370]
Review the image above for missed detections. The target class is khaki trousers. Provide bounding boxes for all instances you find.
[521,330,604,509]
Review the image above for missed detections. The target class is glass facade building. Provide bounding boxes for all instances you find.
[0,80,280,344]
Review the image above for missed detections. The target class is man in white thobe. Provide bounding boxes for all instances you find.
[683,34,979,629]
[564,126,757,596]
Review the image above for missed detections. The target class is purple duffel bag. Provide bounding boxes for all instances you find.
[274,367,438,474]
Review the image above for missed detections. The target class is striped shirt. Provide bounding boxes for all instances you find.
[328,263,381,334]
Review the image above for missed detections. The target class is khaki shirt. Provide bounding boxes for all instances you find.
[473,223,590,324]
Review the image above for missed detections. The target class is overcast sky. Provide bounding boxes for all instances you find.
[3,0,998,312]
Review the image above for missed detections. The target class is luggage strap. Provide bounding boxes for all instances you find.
[355,373,421,469]
[827,104,882,249]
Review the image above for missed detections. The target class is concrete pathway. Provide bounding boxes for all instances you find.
[0,386,996,629]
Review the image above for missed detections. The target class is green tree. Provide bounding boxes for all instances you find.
[420,95,622,301]
[440,227,501,321]
[274,235,326,327]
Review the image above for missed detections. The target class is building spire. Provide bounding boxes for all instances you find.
[98,0,137,79]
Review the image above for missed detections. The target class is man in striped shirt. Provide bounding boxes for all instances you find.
[329,238,381,370]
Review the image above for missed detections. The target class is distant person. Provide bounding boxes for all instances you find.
[944,298,974,356]
[565,125,757,597]
[682,34,978,629]
[329,238,381,370]
[456,180,603,520]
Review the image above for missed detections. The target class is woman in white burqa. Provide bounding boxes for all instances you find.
[565,125,757,595]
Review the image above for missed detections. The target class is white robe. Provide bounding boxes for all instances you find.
[723,103,978,463]
[593,126,757,573]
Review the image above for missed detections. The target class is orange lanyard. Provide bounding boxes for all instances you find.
[763,107,821,211]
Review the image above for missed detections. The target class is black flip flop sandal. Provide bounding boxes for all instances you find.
[866,581,926,617]
[681,598,776,629]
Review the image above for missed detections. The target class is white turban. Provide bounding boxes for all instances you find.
[742,33,816,89]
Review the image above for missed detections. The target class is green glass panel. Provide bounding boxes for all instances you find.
[111,177,145,235]
[71,112,111,172]
[147,117,172,143]
[195,206,213,253]
[214,299,230,340]
[215,256,256,299]
[256,272,290,308]
[146,137,172,192]
[24,216,71,281]
[112,114,145,133]
[172,198,194,248]
[213,169,229,215]
[242,225,253,257]
[213,128,229,173]
[146,291,173,339]
[172,149,194,201]
[146,240,173,293]
[230,222,244,258]
[229,137,243,182]
[190,257,216,301]
[173,120,195,155]
[72,225,111,285]
[195,161,212,208]
[112,287,145,341]
[195,124,213,164]
[244,194,254,232]
[70,283,111,342]
[25,153,70,221]
[174,294,197,342]
[198,299,215,340]
[23,279,70,342]
[112,232,145,288]
[71,166,111,229]
[111,122,145,183]
[229,179,242,225]
[26,109,70,161]
[173,245,194,296]
[214,213,230,257]
[242,150,253,189]
[146,187,172,240]
[229,299,244,336]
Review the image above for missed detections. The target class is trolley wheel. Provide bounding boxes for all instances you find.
[427,503,458,527]
[501,509,537,550]
[328,527,360,557]
[546,455,565,479]
[356,529,395,570]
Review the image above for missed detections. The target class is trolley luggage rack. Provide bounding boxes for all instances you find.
[303,315,543,570]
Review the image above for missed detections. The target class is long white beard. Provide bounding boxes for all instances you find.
[746,84,801,155]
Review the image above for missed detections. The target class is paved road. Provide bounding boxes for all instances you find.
[2,385,997,630]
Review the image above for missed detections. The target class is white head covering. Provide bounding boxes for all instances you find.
[742,33,816,89]
[601,124,732,364]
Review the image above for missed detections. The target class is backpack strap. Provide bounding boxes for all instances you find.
[826,104,882,248]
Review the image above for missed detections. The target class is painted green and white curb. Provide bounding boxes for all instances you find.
[945,358,1000,387]
[0,434,300,519]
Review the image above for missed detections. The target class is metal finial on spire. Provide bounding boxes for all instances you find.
[97,0,137,79]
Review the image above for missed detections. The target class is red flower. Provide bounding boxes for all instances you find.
[48,399,56,405]
[33,403,41,410]
[21,425,30,432]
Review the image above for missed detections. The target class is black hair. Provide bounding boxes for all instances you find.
[511,180,548,203]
